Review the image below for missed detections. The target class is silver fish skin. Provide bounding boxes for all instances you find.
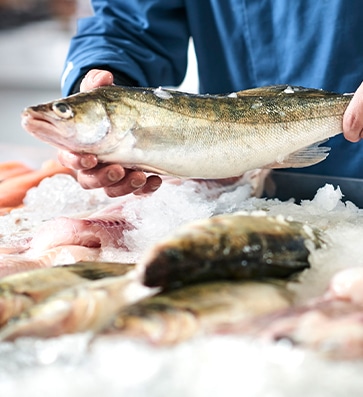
[21,85,352,179]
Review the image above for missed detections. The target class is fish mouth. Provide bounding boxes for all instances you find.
[21,108,74,151]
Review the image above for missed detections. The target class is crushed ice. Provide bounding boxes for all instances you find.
[1,176,363,396]
[1,335,363,397]
[153,86,173,100]
[283,85,295,94]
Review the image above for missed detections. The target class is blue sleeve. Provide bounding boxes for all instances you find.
[61,0,189,95]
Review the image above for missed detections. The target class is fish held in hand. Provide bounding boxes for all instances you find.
[140,212,325,289]
[21,85,351,179]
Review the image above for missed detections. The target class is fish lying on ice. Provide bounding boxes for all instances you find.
[30,211,133,253]
[0,262,135,326]
[0,269,153,341]
[21,85,351,179]
[222,296,363,360]
[218,267,363,360]
[0,245,101,278]
[104,280,293,345]
[0,198,135,277]
[140,212,325,289]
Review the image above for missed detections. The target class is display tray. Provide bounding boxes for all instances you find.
[267,170,363,207]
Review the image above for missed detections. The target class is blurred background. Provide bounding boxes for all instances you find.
[0,0,92,158]
[0,0,198,162]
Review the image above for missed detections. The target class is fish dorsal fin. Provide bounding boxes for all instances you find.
[265,140,331,169]
[234,85,336,98]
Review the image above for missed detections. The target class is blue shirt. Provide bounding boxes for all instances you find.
[62,0,363,178]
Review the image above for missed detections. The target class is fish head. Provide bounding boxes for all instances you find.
[21,87,138,155]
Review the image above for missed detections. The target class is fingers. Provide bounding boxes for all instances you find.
[77,164,126,189]
[343,81,363,142]
[62,155,162,196]
[58,150,98,170]
[58,150,163,196]
[104,172,162,197]
[133,175,163,196]
[80,69,114,92]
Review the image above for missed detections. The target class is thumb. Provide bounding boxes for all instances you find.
[80,69,114,92]
[343,81,363,143]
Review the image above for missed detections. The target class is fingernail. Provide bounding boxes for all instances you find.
[131,179,145,188]
[150,183,161,191]
[80,156,95,168]
[91,71,102,83]
[107,169,122,182]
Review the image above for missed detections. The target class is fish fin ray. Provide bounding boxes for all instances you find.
[265,141,331,169]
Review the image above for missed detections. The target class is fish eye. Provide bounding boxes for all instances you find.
[52,102,74,119]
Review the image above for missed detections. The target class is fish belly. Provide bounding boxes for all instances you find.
[102,114,342,179]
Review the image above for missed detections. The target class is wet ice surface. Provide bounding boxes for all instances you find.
[1,176,363,395]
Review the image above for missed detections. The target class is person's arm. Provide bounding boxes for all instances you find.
[343,81,363,142]
[61,0,189,96]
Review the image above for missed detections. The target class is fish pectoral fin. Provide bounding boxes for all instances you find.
[265,141,331,169]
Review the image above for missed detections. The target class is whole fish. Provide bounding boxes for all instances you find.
[0,262,135,327]
[104,280,293,345]
[140,212,325,289]
[21,85,351,179]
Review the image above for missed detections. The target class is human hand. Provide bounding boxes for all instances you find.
[58,69,162,197]
[343,81,363,142]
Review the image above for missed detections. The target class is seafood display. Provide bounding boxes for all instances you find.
[21,85,351,178]
[0,170,270,278]
[0,154,362,365]
[0,175,327,344]
[0,211,314,341]
[140,212,324,289]
[0,162,363,397]
[0,140,363,397]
